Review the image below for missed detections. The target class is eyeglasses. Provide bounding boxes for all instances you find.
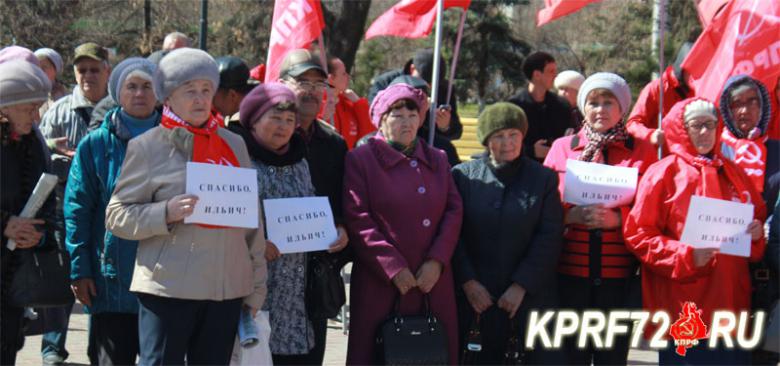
[290,79,328,91]
[729,98,760,111]
[685,120,718,131]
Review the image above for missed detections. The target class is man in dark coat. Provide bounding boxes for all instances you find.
[508,51,576,162]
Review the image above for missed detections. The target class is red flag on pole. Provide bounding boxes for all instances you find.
[265,0,325,82]
[364,0,470,40]
[694,0,730,28]
[536,0,600,27]
[682,0,780,103]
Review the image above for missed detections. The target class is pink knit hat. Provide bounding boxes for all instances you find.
[0,46,40,66]
[369,83,428,128]
[239,82,297,128]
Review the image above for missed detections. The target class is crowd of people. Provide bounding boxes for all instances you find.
[0,31,779,366]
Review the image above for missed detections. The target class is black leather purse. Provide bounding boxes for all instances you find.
[9,245,74,308]
[461,313,482,364]
[305,251,346,319]
[377,294,448,365]
[503,318,525,365]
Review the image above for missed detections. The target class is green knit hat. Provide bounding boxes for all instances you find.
[476,102,528,146]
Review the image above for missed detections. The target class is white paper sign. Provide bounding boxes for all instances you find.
[184,162,259,229]
[563,159,639,208]
[263,197,337,254]
[680,195,754,257]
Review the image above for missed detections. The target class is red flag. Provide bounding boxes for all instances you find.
[265,0,325,82]
[682,0,780,103]
[695,0,730,28]
[364,0,471,40]
[537,0,600,27]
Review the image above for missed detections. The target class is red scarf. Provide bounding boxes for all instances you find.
[721,129,767,193]
[161,106,239,167]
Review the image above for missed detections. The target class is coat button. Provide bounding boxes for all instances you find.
[493,201,501,209]
[269,167,276,174]
[410,160,418,168]
[422,219,431,227]
[418,186,426,194]
[593,278,602,286]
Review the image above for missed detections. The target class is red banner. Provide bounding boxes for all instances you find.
[364,0,471,40]
[265,0,325,82]
[537,0,600,27]
[695,0,730,28]
[683,0,780,103]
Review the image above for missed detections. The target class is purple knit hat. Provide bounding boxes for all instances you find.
[0,46,40,66]
[369,83,428,128]
[239,82,296,128]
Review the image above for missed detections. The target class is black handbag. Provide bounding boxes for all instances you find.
[461,313,483,364]
[377,294,448,365]
[8,245,74,308]
[305,251,346,319]
[503,318,525,365]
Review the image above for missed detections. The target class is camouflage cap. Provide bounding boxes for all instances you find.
[73,42,108,64]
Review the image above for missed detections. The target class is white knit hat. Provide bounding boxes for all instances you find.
[554,70,585,90]
[34,48,64,74]
[577,72,632,116]
[684,99,717,123]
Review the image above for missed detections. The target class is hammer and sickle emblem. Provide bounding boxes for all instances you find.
[734,142,762,165]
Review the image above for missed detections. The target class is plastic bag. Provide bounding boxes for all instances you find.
[231,311,273,366]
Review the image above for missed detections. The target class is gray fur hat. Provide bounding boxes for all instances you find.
[153,47,219,102]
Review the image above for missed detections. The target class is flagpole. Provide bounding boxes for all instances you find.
[446,8,467,106]
[654,0,666,159]
[428,0,444,146]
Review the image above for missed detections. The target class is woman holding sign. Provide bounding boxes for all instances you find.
[624,98,766,365]
[543,73,656,365]
[106,48,266,365]
[343,83,463,364]
[234,82,343,364]
[451,102,565,364]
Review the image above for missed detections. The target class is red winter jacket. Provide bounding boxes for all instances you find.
[626,67,694,143]
[544,129,657,280]
[624,98,767,339]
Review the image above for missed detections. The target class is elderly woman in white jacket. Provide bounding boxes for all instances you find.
[106,48,266,365]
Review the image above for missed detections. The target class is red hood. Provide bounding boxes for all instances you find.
[662,97,723,163]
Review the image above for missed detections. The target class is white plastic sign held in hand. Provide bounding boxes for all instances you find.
[563,159,639,208]
[680,195,753,257]
[184,162,259,229]
[263,196,337,254]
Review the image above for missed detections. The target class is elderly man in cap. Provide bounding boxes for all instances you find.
[277,49,349,365]
[38,42,111,365]
[213,56,257,128]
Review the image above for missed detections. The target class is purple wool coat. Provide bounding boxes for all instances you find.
[343,137,463,365]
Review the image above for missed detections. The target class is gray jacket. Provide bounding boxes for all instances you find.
[39,86,110,180]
